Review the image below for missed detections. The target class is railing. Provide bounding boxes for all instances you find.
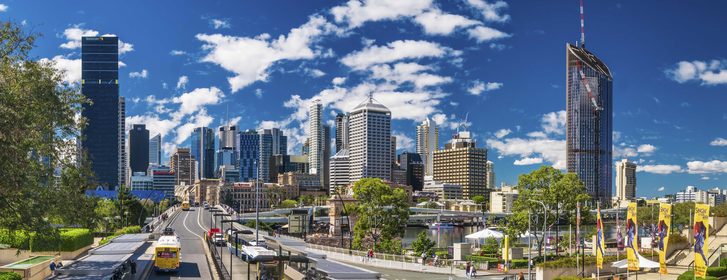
[305,243,461,274]
[205,231,232,280]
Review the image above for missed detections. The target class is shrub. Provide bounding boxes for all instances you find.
[669,233,688,245]
[511,259,528,268]
[678,270,718,280]
[707,266,727,277]
[539,255,618,269]
[0,228,92,252]
[554,277,592,280]
[720,257,727,267]
[0,272,22,280]
[115,226,141,235]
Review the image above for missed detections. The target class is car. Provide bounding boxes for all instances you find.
[162,227,175,236]
[203,204,209,210]
[213,233,226,246]
[248,239,266,248]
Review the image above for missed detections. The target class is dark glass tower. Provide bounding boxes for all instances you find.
[129,124,149,174]
[239,129,259,182]
[398,152,424,191]
[191,127,215,179]
[566,44,613,204]
[81,36,119,189]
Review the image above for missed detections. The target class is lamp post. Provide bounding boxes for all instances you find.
[215,213,231,265]
[529,199,548,263]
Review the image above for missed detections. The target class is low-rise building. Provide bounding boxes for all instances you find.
[489,186,518,213]
[195,178,221,205]
[151,165,175,199]
[130,172,153,191]
[423,181,463,200]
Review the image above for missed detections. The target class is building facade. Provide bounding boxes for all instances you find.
[398,152,424,191]
[170,148,195,187]
[490,186,518,214]
[417,117,439,178]
[191,127,215,179]
[566,43,613,204]
[422,181,463,200]
[309,101,323,177]
[615,159,636,202]
[81,36,120,189]
[432,131,487,199]
[239,129,259,182]
[150,165,175,199]
[130,173,153,191]
[335,113,348,153]
[259,128,287,183]
[149,134,161,167]
[129,124,149,174]
[485,161,495,190]
[348,97,392,182]
[329,149,350,194]
[118,97,126,188]
[216,124,238,173]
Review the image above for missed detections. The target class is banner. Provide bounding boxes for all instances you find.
[658,203,672,275]
[503,235,510,272]
[627,202,639,271]
[694,203,710,278]
[596,205,605,269]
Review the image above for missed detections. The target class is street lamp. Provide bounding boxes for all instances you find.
[209,209,222,229]
[529,199,548,263]
[215,213,231,263]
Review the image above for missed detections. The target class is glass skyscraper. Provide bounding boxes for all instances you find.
[566,43,613,204]
[149,134,161,166]
[191,127,215,179]
[129,124,149,174]
[239,129,259,182]
[258,128,287,182]
[81,36,119,189]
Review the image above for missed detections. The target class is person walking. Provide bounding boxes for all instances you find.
[421,251,427,266]
[518,271,525,280]
[465,262,471,279]
[130,261,137,275]
[49,261,57,276]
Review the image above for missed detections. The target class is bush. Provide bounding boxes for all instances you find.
[678,270,718,280]
[115,226,141,234]
[720,257,727,267]
[670,233,688,245]
[0,272,22,280]
[0,228,92,252]
[707,266,727,277]
[466,255,498,263]
[539,255,618,269]
[511,259,528,268]
[554,277,591,280]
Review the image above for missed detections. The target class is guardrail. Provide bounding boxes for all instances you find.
[205,231,232,280]
[305,243,460,274]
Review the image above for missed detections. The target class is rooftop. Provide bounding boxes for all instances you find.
[567,44,612,79]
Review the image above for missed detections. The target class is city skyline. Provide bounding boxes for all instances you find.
[6,1,727,196]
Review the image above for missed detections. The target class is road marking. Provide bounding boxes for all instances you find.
[182,209,203,240]
[197,207,209,232]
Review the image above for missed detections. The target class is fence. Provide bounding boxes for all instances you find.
[205,231,232,280]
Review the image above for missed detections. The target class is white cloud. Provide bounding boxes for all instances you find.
[467,80,503,95]
[701,176,711,181]
[467,26,511,43]
[393,132,414,151]
[657,186,665,192]
[494,128,511,139]
[129,69,148,78]
[0,4,8,12]
[39,56,81,84]
[331,0,433,28]
[636,144,657,154]
[541,110,566,135]
[60,26,134,54]
[665,60,727,85]
[636,164,683,174]
[171,87,225,120]
[255,88,263,98]
[414,9,479,35]
[514,157,543,165]
[370,62,452,89]
[465,0,510,22]
[197,15,341,93]
[176,75,189,90]
[487,137,566,169]
[174,109,214,144]
[308,68,326,78]
[332,77,347,85]
[431,113,447,126]
[710,138,727,146]
[341,40,449,70]
[687,160,727,174]
[170,50,186,56]
[210,18,231,29]
[125,114,178,138]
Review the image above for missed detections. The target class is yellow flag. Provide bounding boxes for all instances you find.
[596,206,605,269]
[503,235,510,272]
[658,203,672,275]
[694,203,710,278]
[627,202,639,271]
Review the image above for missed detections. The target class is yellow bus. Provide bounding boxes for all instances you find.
[181,201,190,211]
[154,235,181,273]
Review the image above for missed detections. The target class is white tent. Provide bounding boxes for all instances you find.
[610,251,660,269]
[465,228,505,243]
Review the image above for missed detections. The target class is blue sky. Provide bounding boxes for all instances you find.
[3,0,726,197]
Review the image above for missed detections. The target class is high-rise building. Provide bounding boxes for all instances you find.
[259,128,287,182]
[398,152,424,191]
[308,101,323,176]
[566,43,613,204]
[170,148,195,187]
[216,124,238,174]
[348,96,391,182]
[149,134,161,166]
[329,149,349,194]
[432,131,487,199]
[390,136,397,181]
[129,124,149,174]
[191,127,215,179]
[322,125,331,190]
[118,97,126,188]
[270,154,309,179]
[150,165,175,198]
[335,113,348,153]
[81,36,120,189]
[486,161,495,190]
[239,129,259,182]
[417,117,439,177]
[615,159,636,202]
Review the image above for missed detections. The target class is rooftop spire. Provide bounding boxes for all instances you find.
[580,0,586,47]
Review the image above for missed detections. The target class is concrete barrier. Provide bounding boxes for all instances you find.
[0,245,90,265]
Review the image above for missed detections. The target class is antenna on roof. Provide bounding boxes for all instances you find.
[225,103,229,126]
[580,0,586,47]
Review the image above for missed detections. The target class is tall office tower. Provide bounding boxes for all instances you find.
[170,148,195,186]
[566,43,613,204]
[308,100,323,177]
[485,161,495,190]
[390,136,397,181]
[149,134,161,166]
[150,165,175,199]
[216,124,238,174]
[302,138,310,156]
[416,117,439,178]
[259,128,287,182]
[335,113,348,153]
[81,36,119,189]
[398,152,424,191]
[348,96,392,182]
[615,159,636,201]
[239,129,259,182]
[433,131,487,199]
[322,125,331,190]
[129,124,150,174]
[191,127,215,179]
[118,96,126,187]
[329,149,350,194]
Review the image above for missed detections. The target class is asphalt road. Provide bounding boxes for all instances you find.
[147,208,212,280]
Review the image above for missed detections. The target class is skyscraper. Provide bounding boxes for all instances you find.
[322,125,331,190]
[417,117,439,178]
[259,128,287,182]
[433,131,487,199]
[486,161,495,190]
[81,36,119,189]
[335,113,347,153]
[348,96,391,182]
[216,124,238,175]
[170,148,195,187]
[566,43,613,204]
[329,149,349,194]
[398,152,424,191]
[615,159,636,202]
[239,129,259,182]
[149,134,161,166]
[191,127,215,179]
[118,96,126,187]
[308,101,323,176]
[129,124,149,174]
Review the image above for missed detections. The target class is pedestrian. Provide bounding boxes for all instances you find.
[518,271,525,280]
[49,261,56,276]
[421,251,427,265]
[433,254,439,267]
[465,262,471,279]
[130,261,137,274]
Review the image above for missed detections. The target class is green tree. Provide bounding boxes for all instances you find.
[673,202,695,228]
[351,178,409,252]
[280,199,297,208]
[298,195,314,206]
[504,166,590,257]
[411,231,436,256]
[94,199,118,233]
[0,21,97,235]
[472,195,486,204]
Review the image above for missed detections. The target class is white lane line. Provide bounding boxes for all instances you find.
[197,207,209,232]
[182,209,203,240]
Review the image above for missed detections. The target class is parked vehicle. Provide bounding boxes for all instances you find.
[213,233,226,246]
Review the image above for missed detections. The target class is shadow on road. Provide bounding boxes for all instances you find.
[151,262,201,279]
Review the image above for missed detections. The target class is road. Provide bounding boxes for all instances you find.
[204,207,261,279]
[363,264,509,280]
[147,207,212,280]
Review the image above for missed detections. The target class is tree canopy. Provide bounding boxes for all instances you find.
[351,178,409,252]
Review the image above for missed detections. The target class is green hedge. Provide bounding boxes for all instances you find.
[720,257,727,267]
[677,270,718,280]
[0,228,92,252]
[466,255,498,263]
[539,255,618,269]
[0,272,22,280]
[115,226,141,235]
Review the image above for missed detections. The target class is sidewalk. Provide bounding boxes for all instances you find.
[305,247,470,276]
[132,241,156,280]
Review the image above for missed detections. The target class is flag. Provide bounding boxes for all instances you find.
[658,203,672,275]
[694,203,710,278]
[503,235,510,272]
[627,202,639,271]
[596,206,605,269]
